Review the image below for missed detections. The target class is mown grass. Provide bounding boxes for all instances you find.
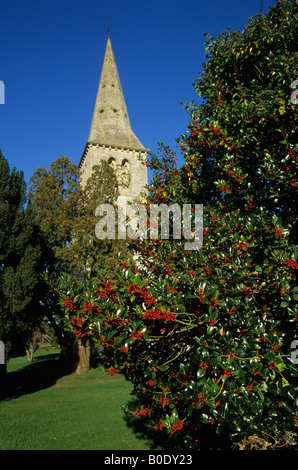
[0,349,159,450]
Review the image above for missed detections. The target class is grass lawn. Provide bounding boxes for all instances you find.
[0,349,160,450]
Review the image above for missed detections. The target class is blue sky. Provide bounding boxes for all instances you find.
[0,0,274,185]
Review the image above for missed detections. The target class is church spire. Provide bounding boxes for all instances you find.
[87,34,145,150]
[79,34,148,198]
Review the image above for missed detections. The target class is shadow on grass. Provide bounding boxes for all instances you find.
[0,352,72,401]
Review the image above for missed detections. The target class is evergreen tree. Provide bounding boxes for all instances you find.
[28,156,80,273]
[0,150,45,378]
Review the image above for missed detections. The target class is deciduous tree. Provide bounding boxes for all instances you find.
[30,157,126,372]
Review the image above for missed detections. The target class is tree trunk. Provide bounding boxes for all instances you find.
[76,337,91,374]
[26,347,34,362]
[46,311,78,372]
[26,338,37,362]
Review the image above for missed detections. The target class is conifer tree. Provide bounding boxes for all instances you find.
[0,150,45,378]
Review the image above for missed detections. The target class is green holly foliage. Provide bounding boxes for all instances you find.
[49,1,298,449]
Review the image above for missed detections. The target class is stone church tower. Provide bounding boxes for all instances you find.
[79,33,149,205]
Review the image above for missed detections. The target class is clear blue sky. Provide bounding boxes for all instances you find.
[0,0,274,185]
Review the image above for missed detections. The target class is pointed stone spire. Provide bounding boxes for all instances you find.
[79,33,148,199]
[87,34,145,150]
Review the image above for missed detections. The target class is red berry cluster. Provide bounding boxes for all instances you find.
[81,302,100,315]
[64,297,77,312]
[170,419,184,434]
[127,282,157,307]
[142,308,176,322]
[284,258,298,270]
[131,407,151,417]
[129,330,144,340]
[96,280,116,300]
[71,317,84,327]
[107,367,119,376]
